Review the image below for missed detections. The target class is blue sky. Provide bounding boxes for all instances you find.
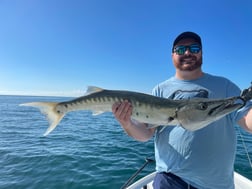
[0,0,252,96]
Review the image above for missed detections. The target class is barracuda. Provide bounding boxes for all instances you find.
[20,86,248,136]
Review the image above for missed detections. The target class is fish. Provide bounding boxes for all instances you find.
[20,86,244,136]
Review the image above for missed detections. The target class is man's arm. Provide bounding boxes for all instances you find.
[112,100,155,142]
[238,108,252,133]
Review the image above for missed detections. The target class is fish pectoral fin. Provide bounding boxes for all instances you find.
[92,111,105,116]
[146,125,167,133]
[146,124,159,129]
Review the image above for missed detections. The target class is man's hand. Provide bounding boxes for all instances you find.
[112,100,155,142]
[112,100,132,127]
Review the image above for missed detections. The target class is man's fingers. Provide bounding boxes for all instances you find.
[112,102,120,113]
[112,101,132,120]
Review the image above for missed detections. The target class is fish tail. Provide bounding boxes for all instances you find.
[20,102,65,136]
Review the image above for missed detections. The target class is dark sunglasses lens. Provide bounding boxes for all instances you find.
[190,45,201,53]
[174,46,186,55]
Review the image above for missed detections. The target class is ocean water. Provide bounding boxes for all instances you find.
[0,95,251,189]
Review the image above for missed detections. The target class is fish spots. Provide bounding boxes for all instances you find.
[135,112,149,119]
[137,102,142,107]
[64,104,68,108]
[168,117,174,122]
[104,97,110,102]
[83,99,94,104]
[107,97,114,102]
[101,97,106,102]
[96,98,102,103]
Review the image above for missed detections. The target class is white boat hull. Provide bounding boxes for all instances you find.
[126,172,252,189]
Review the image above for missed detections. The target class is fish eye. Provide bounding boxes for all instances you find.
[198,103,208,110]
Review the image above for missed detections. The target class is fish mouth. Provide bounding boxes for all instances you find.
[208,99,243,116]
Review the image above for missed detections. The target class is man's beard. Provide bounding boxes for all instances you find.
[175,55,202,71]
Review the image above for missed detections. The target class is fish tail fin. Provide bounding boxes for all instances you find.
[20,102,65,136]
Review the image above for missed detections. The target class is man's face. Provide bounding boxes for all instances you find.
[172,38,202,71]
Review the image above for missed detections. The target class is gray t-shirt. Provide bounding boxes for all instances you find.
[152,73,250,189]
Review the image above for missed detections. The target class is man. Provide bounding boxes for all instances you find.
[112,31,252,189]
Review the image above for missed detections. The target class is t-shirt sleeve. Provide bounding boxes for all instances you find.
[235,100,252,122]
[227,82,252,123]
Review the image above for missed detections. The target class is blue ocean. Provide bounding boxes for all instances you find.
[1,95,252,189]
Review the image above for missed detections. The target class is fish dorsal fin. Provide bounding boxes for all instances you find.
[86,86,104,95]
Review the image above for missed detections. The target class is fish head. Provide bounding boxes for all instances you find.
[176,98,243,131]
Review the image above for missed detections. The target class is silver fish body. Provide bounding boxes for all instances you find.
[20,86,244,136]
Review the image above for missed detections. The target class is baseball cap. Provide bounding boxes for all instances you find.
[173,32,202,49]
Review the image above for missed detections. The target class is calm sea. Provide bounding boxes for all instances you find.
[1,95,252,189]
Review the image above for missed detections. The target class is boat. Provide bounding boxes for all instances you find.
[126,171,252,189]
[123,125,252,189]
[122,126,252,189]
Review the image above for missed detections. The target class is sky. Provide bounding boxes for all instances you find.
[0,0,252,97]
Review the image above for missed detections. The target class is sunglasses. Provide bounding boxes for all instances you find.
[173,44,201,55]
